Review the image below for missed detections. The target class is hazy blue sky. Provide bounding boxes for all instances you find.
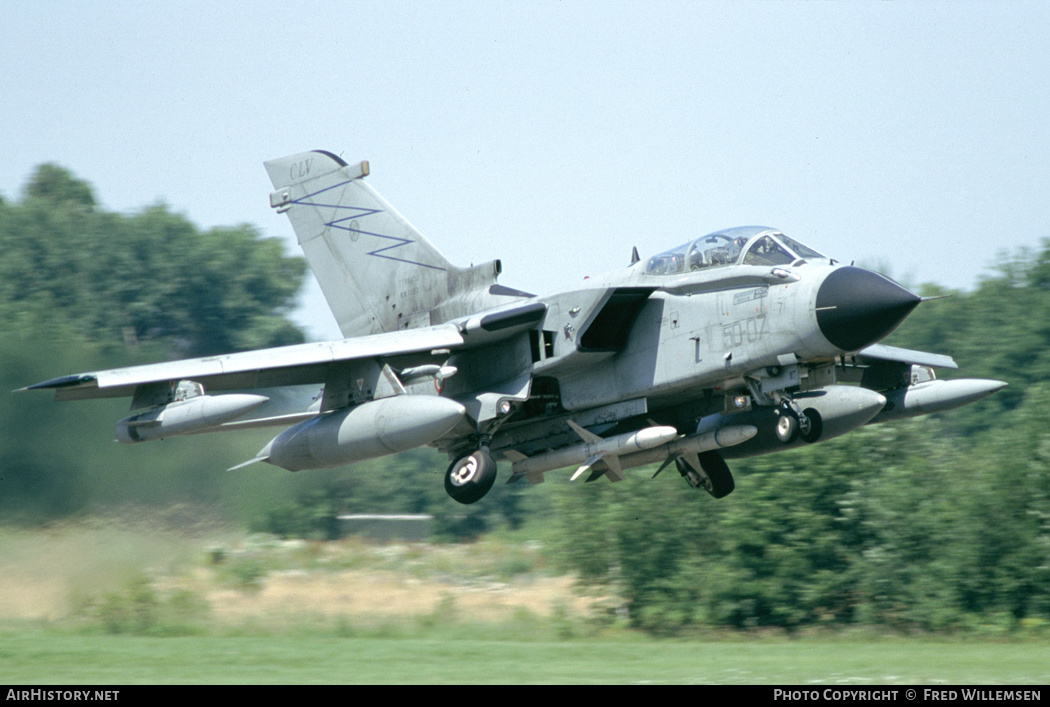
[4,1,1048,338]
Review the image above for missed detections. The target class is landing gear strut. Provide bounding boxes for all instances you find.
[445,449,497,504]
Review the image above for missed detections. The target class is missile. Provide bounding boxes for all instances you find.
[251,394,467,472]
[870,378,1007,424]
[115,393,269,443]
[509,425,680,482]
[614,424,759,472]
[399,364,458,385]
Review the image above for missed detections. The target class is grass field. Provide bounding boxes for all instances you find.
[2,518,1048,684]
[2,629,1049,684]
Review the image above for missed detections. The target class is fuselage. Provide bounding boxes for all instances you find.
[457,228,922,462]
[543,260,916,410]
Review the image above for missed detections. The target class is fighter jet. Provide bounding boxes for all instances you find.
[20,150,1007,503]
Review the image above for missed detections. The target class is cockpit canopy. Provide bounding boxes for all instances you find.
[644,226,827,276]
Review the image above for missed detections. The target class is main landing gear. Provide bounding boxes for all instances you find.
[774,400,823,444]
[444,449,497,504]
[676,450,735,499]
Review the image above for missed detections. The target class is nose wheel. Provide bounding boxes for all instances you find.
[445,449,497,504]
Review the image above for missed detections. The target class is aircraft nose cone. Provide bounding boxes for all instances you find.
[816,267,921,352]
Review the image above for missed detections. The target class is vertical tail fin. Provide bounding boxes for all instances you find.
[265,150,506,337]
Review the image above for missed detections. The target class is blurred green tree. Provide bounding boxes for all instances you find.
[0,164,306,357]
[0,165,308,521]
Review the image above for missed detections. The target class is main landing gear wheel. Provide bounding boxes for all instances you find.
[675,451,735,499]
[799,407,823,443]
[775,404,822,445]
[445,449,497,504]
[775,407,800,444]
[698,451,734,498]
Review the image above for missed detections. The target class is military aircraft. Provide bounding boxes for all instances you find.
[21,150,1006,503]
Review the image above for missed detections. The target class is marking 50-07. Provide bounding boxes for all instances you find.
[722,314,769,349]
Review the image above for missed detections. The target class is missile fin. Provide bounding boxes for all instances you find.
[571,453,604,481]
[227,455,269,471]
[603,454,625,482]
[571,452,626,483]
[506,469,546,485]
[378,364,407,396]
[567,420,602,444]
[651,454,677,479]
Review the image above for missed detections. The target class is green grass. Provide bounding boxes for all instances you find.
[2,519,1048,684]
[1,628,1048,684]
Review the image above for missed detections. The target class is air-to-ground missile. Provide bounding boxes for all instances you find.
[115,394,270,443]
[257,395,467,471]
[869,378,1008,424]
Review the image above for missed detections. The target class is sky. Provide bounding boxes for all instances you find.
[3,1,1048,340]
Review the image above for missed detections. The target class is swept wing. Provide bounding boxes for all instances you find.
[22,325,466,402]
